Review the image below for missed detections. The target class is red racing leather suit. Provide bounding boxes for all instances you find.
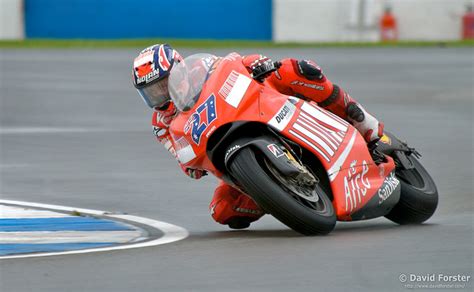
[152,54,383,228]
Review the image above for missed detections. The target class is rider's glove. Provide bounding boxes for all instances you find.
[249,56,281,82]
[181,166,207,179]
[154,102,177,128]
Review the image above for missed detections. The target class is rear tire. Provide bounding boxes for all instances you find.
[229,147,336,235]
[385,156,438,224]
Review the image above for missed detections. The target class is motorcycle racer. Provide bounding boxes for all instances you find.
[132,44,384,230]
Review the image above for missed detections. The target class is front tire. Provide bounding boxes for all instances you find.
[229,147,336,235]
[385,156,438,224]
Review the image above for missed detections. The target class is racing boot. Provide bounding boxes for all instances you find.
[210,181,264,229]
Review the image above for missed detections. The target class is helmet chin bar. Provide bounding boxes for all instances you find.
[155,101,171,111]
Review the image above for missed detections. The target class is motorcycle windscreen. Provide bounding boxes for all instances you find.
[168,53,216,112]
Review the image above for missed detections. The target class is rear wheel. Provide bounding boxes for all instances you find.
[385,156,438,224]
[229,147,336,235]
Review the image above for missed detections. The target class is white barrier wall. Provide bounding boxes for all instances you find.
[0,0,24,40]
[274,0,472,42]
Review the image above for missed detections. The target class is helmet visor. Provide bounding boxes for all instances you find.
[137,77,170,109]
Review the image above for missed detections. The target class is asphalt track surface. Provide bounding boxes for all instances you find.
[0,48,472,291]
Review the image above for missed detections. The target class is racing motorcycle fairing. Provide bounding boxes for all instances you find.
[168,52,400,221]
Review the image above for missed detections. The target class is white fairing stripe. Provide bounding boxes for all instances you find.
[328,130,357,181]
[293,123,335,156]
[299,112,341,145]
[320,104,350,126]
[331,132,343,143]
[289,130,330,162]
[301,103,347,132]
[297,118,337,150]
[299,112,344,145]
[225,74,251,108]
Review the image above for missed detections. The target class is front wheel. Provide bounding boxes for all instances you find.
[229,147,336,235]
[385,156,438,224]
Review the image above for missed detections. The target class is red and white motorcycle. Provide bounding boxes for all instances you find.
[167,53,438,235]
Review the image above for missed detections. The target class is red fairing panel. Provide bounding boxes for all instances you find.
[263,96,396,220]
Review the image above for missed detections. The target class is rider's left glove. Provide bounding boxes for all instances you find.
[249,56,281,82]
[181,166,207,179]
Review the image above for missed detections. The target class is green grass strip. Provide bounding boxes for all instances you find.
[0,39,473,49]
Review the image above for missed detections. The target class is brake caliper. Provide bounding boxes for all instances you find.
[284,149,318,187]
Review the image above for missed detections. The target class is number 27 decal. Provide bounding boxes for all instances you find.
[184,94,217,145]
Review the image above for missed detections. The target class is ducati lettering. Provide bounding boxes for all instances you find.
[378,172,400,204]
[186,94,217,145]
[276,106,291,123]
[268,100,297,131]
[344,160,371,212]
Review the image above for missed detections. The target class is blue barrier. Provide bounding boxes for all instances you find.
[25,0,272,40]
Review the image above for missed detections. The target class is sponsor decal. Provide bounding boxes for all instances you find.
[290,80,324,91]
[234,207,262,215]
[184,94,217,145]
[136,69,160,84]
[268,100,297,131]
[380,134,391,145]
[267,144,285,158]
[174,136,196,164]
[218,70,251,108]
[344,160,371,212]
[276,105,291,123]
[225,144,241,161]
[378,172,400,204]
[205,125,217,138]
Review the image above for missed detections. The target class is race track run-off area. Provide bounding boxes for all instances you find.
[0,48,472,291]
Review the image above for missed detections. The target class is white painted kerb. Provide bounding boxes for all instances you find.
[0,199,189,259]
